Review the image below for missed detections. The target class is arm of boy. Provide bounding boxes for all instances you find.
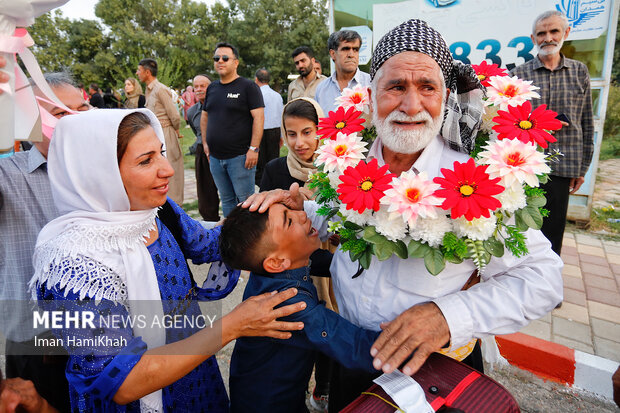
[279,294,380,372]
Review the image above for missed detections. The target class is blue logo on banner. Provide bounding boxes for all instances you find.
[427,0,458,8]
[556,0,604,28]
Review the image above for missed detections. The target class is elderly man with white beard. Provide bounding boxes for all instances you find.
[242,19,563,411]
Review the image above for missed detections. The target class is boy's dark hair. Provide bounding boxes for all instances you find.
[327,30,362,52]
[284,99,319,125]
[214,41,240,59]
[291,46,314,59]
[220,206,272,274]
[138,58,158,77]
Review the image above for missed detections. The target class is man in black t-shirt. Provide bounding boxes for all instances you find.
[200,42,265,217]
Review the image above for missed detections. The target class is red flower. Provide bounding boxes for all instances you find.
[492,101,561,148]
[337,158,396,213]
[433,158,504,221]
[317,106,365,140]
[472,61,508,87]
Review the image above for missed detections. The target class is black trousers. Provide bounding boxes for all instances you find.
[540,175,572,255]
[328,341,483,412]
[5,339,71,412]
[256,127,281,185]
[195,144,221,221]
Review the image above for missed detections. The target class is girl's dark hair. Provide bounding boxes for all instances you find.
[283,99,319,125]
[117,111,153,162]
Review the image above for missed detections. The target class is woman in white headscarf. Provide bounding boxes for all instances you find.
[30,109,305,412]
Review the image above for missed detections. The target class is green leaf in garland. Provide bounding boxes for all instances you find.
[394,240,408,259]
[443,249,464,264]
[408,239,431,258]
[466,239,490,271]
[359,249,372,269]
[424,248,445,275]
[343,221,363,231]
[537,174,549,184]
[326,207,340,219]
[362,226,388,244]
[516,205,543,230]
[373,239,395,261]
[483,236,505,257]
[527,195,547,208]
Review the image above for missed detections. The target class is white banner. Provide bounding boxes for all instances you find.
[372,0,612,70]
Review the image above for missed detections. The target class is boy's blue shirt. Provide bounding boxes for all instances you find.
[229,265,380,413]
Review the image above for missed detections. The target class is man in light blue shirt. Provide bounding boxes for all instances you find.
[315,30,371,114]
[255,68,284,185]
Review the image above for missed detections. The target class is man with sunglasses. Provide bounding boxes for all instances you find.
[200,42,265,217]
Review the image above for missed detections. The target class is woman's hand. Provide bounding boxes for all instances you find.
[223,288,305,342]
[0,377,57,413]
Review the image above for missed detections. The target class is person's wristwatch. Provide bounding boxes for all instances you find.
[249,145,259,153]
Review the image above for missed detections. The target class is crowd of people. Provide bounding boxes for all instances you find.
[1,8,616,413]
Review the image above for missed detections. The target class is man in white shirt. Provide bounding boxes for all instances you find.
[243,19,563,411]
[314,30,371,114]
[254,68,284,185]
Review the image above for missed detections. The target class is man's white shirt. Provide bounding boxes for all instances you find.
[305,135,563,349]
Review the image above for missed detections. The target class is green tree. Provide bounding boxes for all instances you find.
[226,0,329,91]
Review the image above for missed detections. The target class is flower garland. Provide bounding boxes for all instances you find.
[309,63,563,275]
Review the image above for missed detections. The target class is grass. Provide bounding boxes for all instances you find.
[589,201,620,235]
[599,133,620,161]
[180,119,198,170]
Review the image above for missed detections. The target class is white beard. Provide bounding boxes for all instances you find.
[536,37,565,57]
[372,103,444,155]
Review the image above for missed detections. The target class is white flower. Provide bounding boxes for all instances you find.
[481,105,500,133]
[478,139,550,188]
[327,220,343,233]
[381,171,442,227]
[327,170,343,188]
[315,132,368,174]
[339,205,373,226]
[453,215,497,241]
[408,215,452,247]
[371,209,408,242]
[485,75,540,110]
[497,183,527,213]
[335,85,370,112]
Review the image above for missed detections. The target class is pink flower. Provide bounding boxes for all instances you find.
[335,85,371,112]
[381,171,443,227]
[486,75,540,110]
[314,132,368,173]
[478,139,551,189]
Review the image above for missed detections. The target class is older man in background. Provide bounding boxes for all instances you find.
[187,74,220,221]
[0,72,91,412]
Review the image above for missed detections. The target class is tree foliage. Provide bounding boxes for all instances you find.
[27,0,329,94]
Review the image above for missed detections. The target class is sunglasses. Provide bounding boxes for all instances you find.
[213,55,231,62]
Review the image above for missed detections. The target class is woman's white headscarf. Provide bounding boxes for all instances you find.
[30,108,167,412]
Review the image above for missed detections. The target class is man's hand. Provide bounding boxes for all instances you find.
[569,176,584,194]
[0,377,57,413]
[241,182,304,213]
[245,149,258,169]
[370,302,450,376]
[203,144,210,160]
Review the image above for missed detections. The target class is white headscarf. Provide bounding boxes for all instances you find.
[30,108,166,412]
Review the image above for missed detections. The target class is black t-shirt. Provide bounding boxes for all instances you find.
[202,77,264,159]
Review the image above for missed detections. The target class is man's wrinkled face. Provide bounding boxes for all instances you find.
[532,16,569,57]
[193,75,210,102]
[136,65,149,83]
[371,52,447,154]
[330,39,360,75]
[293,52,315,77]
